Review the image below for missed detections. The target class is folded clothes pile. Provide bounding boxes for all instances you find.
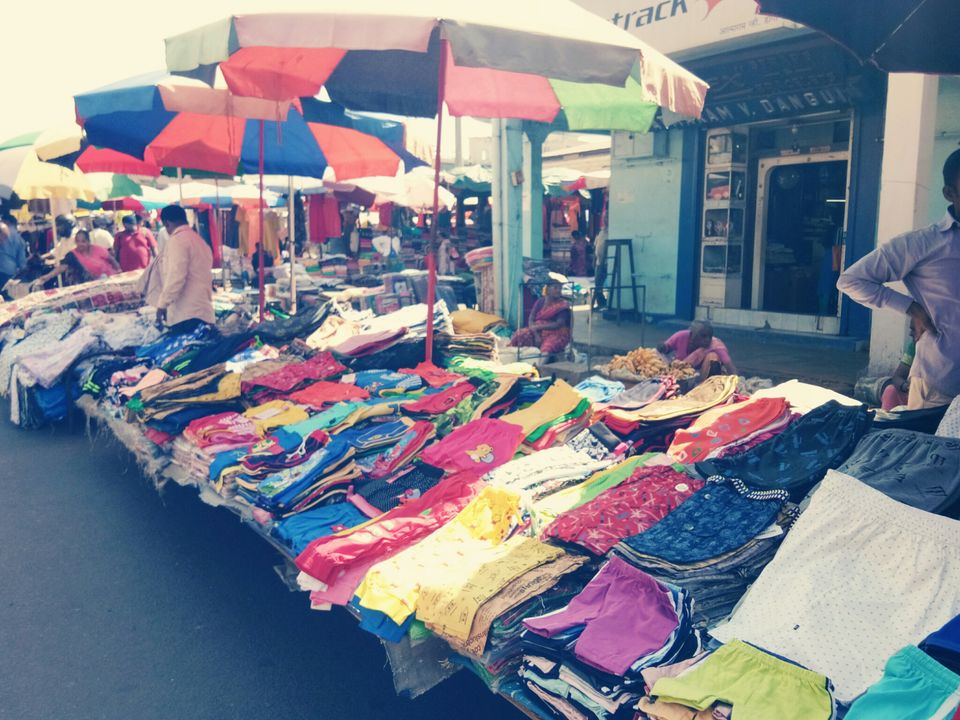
[519,557,702,720]
[246,434,360,517]
[434,331,498,361]
[837,428,960,514]
[711,472,960,704]
[543,466,704,556]
[695,399,871,501]
[666,396,791,463]
[614,476,792,626]
[640,640,835,720]
[574,376,625,404]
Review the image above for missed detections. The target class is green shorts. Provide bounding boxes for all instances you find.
[651,640,834,720]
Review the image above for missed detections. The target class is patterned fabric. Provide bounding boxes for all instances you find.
[937,395,960,439]
[667,397,790,463]
[695,400,871,500]
[837,429,960,514]
[615,477,786,565]
[543,467,703,555]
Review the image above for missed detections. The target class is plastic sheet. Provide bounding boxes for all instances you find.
[381,633,461,699]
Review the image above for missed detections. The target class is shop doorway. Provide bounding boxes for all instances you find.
[752,153,849,316]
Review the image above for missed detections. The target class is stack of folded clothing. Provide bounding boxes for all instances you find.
[249,434,360,517]
[341,369,423,397]
[419,417,525,474]
[604,378,676,412]
[398,361,464,388]
[837,428,960,514]
[483,446,610,517]
[434,332,498,362]
[614,475,792,626]
[502,379,592,451]
[564,423,627,462]
[695,399,871,501]
[331,327,408,358]
[542,466,703,556]
[710,472,960,706]
[354,486,566,644]
[574,376,625,404]
[173,410,264,479]
[128,363,243,434]
[460,572,595,693]
[518,557,702,720]
[288,379,370,409]
[400,380,477,418]
[239,351,347,399]
[597,376,738,439]
[639,640,836,720]
[271,502,370,555]
[666,396,791,463]
[295,471,486,610]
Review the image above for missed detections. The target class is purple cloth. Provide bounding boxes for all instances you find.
[523,556,679,675]
[838,211,960,396]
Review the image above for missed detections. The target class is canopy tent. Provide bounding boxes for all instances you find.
[164,0,708,362]
[755,0,960,74]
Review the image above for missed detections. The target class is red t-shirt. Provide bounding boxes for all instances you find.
[113,229,157,271]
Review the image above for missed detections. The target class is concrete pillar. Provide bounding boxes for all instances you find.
[491,119,525,327]
[522,124,549,260]
[867,73,940,375]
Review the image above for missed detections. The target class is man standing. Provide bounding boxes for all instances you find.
[113,214,157,272]
[838,150,960,409]
[140,205,214,328]
[89,216,115,250]
[0,213,27,293]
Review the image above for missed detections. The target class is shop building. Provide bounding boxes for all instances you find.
[575,0,892,338]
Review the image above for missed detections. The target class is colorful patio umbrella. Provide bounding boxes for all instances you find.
[75,72,413,180]
[754,0,960,74]
[76,72,418,318]
[0,138,95,202]
[164,0,709,361]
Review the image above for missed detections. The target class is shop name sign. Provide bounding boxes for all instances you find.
[700,86,857,125]
[572,0,797,55]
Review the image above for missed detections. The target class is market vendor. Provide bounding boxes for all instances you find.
[139,205,214,328]
[658,320,737,378]
[30,229,120,289]
[510,279,572,355]
[838,149,960,409]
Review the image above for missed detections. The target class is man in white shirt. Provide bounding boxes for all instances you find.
[89,216,115,250]
[139,205,214,327]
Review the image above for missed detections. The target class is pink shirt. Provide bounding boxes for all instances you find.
[663,330,733,369]
[72,245,117,278]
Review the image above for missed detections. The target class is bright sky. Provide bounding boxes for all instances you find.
[0,1,487,161]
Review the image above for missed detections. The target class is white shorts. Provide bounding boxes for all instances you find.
[712,470,960,703]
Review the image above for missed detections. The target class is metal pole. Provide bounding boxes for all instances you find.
[257,119,266,322]
[424,38,449,366]
[288,176,297,315]
[177,167,184,204]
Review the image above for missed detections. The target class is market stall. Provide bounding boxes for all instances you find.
[2,272,959,719]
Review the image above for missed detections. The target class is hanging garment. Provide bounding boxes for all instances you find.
[308,195,342,243]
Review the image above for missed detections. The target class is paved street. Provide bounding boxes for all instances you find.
[0,416,520,720]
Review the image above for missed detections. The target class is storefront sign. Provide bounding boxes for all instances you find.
[685,39,882,126]
[573,0,799,55]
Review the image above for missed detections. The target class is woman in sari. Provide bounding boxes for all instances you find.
[31,229,120,290]
[510,281,572,354]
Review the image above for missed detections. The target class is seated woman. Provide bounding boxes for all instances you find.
[31,229,120,290]
[510,281,572,355]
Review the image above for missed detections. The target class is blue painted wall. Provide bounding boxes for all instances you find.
[608,127,685,316]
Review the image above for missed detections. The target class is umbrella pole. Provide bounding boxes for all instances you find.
[214,178,222,285]
[177,167,184,204]
[424,38,449,366]
[288,176,297,315]
[258,119,266,323]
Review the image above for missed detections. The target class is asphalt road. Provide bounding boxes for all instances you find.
[0,417,522,720]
